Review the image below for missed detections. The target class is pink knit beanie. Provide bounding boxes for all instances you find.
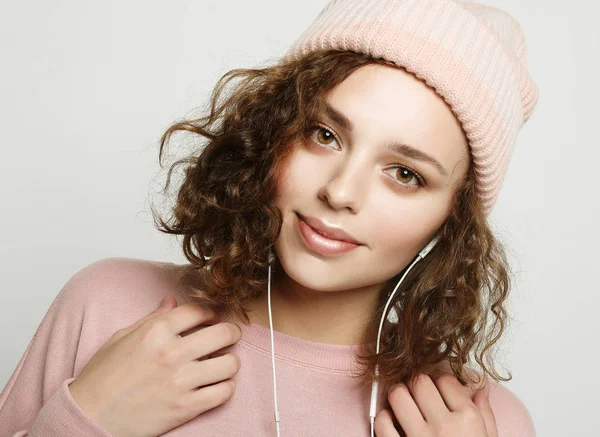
[283,0,539,216]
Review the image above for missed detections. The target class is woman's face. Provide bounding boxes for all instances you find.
[273,63,470,294]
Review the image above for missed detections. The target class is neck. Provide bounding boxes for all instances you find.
[246,271,385,345]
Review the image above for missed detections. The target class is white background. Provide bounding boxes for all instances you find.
[1,0,597,435]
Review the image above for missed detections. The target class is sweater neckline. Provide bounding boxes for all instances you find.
[164,261,365,373]
[231,314,363,372]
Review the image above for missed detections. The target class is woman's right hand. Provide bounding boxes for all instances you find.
[67,295,242,437]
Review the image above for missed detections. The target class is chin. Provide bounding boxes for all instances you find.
[275,252,345,292]
[273,235,357,294]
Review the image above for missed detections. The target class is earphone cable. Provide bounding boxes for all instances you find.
[267,253,281,437]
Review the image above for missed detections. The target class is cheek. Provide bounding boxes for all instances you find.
[368,210,420,252]
[273,151,296,202]
[275,147,324,203]
[366,199,445,258]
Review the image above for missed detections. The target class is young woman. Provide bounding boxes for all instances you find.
[1,0,539,436]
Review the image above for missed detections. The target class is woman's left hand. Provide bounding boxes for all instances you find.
[374,373,498,437]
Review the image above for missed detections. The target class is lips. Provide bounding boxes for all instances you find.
[296,214,360,256]
[296,213,362,245]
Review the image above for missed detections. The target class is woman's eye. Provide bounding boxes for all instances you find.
[388,166,425,189]
[310,125,339,148]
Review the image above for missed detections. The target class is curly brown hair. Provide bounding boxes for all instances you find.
[150,48,515,391]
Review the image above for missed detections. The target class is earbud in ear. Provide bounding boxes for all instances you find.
[419,235,440,259]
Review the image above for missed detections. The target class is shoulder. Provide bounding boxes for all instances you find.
[52,257,197,370]
[487,381,536,437]
[60,256,191,307]
[57,257,193,339]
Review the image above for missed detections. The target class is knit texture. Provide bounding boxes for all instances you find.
[283,0,539,216]
[0,258,537,436]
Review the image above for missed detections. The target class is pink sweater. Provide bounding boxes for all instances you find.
[0,257,536,436]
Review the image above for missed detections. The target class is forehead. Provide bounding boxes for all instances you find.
[321,64,470,177]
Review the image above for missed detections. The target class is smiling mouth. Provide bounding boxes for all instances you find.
[296,213,361,245]
[295,212,361,256]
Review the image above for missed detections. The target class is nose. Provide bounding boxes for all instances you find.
[317,159,368,213]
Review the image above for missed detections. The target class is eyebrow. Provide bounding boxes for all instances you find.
[320,101,449,177]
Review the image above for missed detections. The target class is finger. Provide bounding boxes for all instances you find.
[162,302,221,335]
[464,370,487,400]
[188,378,237,414]
[115,295,177,338]
[182,353,241,389]
[373,408,401,437]
[429,362,485,400]
[432,373,472,412]
[387,383,427,436]
[406,373,449,422]
[178,321,242,362]
[473,381,499,437]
